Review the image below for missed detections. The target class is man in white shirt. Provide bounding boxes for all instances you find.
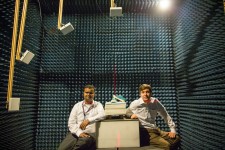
[126,84,180,150]
[58,85,105,150]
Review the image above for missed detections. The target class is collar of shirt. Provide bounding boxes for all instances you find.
[84,100,93,105]
[82,100,97,107]
[139,97,156,104]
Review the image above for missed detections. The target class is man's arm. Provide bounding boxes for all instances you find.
[126,107,138,119]
[79,119,90,130]
[68,104,84,137]
[86,102,105,123]
[125,107,133,118]
[79,132,91,138]
[157,101,176,134]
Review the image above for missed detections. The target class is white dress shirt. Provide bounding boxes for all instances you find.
[68,100,105,137]
[129,97,176,133]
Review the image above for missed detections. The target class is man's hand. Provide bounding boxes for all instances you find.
[131,114,138,119]
[79,132,90,138]
[80,119,90,130]
[168,132,176,138]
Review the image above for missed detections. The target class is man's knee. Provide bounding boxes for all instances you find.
[75,136,96,149]
[170,135,181,149]
[161,140,171,150]
[164,135,181,150]
[84,136,95,145]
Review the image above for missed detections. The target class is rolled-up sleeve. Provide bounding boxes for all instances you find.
[157,101,176,133]
[88,102,105,123]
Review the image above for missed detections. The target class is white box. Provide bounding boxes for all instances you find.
[104,108,127,115]
[20,50,34,64]
[8,97,20,111]
[110,7,123,17]
[96,119,140,148]
[60,22,74,35]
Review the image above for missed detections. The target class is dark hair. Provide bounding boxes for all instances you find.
[84,85,95,90]
[139,84,152,94]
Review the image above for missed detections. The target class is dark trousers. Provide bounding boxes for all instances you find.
[140,128,181,150]
[58,132,96,150]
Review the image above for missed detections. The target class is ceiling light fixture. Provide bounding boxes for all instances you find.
[58,0,74,35]
[110,0,123,17]
[159,0,172,11]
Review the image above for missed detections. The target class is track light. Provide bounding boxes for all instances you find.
[58,0,74,35]
[110,0,122,17]
[159,0,172,11]
[110,7,122,17]
[20,50,34,64]
[60,22,74,35]
[8,98,20,111]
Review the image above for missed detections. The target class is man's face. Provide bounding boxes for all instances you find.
[140,89,151,101]
[84,88,95,102]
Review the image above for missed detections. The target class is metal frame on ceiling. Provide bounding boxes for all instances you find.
[39,0,168,14]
